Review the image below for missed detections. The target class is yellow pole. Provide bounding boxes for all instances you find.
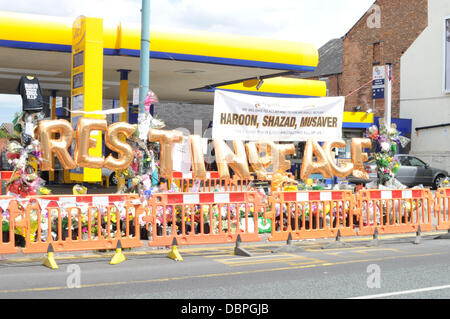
[117,70,131,191]
[49,91,57,183]
[119,70,130,123]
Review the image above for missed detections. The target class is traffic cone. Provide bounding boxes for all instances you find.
[234,234,252,257]
[413,226,422,245]
[168,237,183,261]
[110,240,126,265]
[43,243,58,270]
[367,227,379,247]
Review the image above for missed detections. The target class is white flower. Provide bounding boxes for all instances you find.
[16,157,26,169]
[381,142,390,153]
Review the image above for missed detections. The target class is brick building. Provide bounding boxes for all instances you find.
[302,0,428,120]
[342,0,428,118]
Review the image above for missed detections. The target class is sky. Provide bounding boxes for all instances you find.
[0,0,375,124]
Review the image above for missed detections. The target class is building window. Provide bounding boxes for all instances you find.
[372,42,381,65]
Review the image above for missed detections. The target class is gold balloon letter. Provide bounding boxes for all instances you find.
[351,138,372,179]
[245,141,295,179]
[323,139,354,178]
[300,140,333,181]
[38,120,76,171]
[189,135,207,179]
[148,129,184,179]
[213,140,251,179]
[245,142,271,180]
[271,143,296,172]
[104,122,136,171]
[75,118,107,169]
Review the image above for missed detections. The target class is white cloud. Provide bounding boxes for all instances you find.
[0,0,375,48]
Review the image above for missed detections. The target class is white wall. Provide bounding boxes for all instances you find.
[400,0,450,171]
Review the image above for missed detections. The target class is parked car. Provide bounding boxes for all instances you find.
[101,168,120,186]
[364,154,448,189]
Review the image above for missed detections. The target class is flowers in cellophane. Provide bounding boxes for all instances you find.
[6,112,51,197]
[366,120,410,187]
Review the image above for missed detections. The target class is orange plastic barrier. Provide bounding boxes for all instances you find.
[0,194,144,254]
[0,171,15,195]
[2,187,446,256]
[171,171,252,193]
[0,199,25,254]
[356,189,434,236]
[435,188,450,230]
[144,191,264,246]
[265,190,356,241]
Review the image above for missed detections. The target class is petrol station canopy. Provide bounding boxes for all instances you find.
[0,11,326,104]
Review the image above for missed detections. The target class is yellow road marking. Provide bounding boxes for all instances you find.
[215,253,325,267]
[322,247,401,258]
[0,252,442,294]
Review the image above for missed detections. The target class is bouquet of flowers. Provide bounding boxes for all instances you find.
[366,120,410,187]
[6,112,51,197]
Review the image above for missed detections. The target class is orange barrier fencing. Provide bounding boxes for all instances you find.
[0,199,26,254]
[356,189,434,236]
[265,190,356,241]
[0,194,144,254]
[171,171,253,193]
[144,191,264,246]
[0,171,14,195]
[2,187,450,256]
[435,188,450,231]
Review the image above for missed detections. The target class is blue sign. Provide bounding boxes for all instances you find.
[372,87,385,99]
[372,79,385,99]
[128,104,139,124]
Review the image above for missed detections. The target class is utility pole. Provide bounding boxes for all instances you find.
[139,0,150,118]
[384,63,392,128]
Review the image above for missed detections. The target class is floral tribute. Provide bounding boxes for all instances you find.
[366,120,410,187]
[6,112,51,197]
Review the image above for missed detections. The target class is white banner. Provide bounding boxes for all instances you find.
[212,90,345,141]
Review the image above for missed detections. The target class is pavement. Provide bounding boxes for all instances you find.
[2,230,449,265]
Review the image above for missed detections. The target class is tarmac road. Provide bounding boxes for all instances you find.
[1,232,450,302]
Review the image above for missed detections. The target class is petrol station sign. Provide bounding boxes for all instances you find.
[70,16,104,182]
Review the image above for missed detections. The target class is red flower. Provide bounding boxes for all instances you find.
[8,181,21,194]
[6,152,20,160]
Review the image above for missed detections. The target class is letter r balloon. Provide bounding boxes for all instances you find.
[38,119,76,171]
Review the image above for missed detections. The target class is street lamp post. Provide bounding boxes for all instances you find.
[384,63,392,129]
[139,0,150,118]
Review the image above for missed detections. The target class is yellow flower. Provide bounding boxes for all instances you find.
[103,213,117,224]
[39,187,52,195]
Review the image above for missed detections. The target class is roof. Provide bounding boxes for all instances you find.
[0,11,321,104]
[296,38,343,79]
[0,123,15,135]
[193,76,327,98]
